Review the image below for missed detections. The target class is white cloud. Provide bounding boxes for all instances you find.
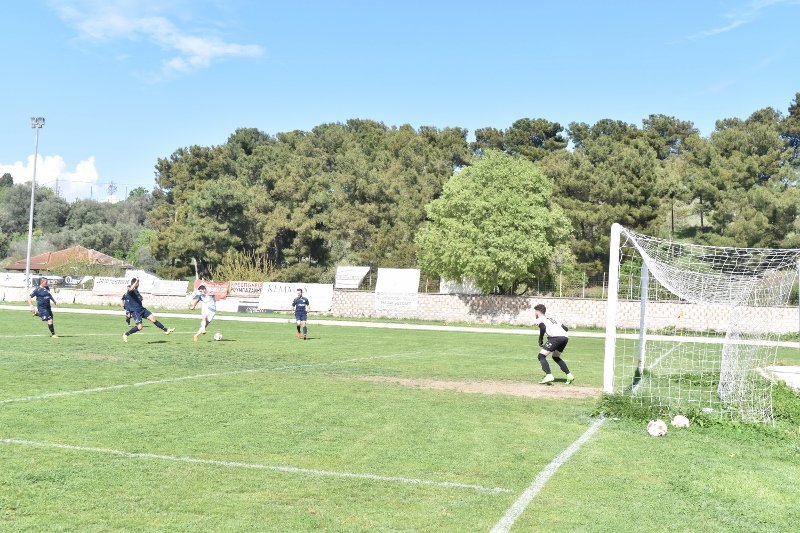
[49,0,264,78]
[686,0,799,40]
[0,154,117,202]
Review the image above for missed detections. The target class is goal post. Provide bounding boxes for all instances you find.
[603,224,800,423]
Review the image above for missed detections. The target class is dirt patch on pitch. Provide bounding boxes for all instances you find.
[357,376,602,399]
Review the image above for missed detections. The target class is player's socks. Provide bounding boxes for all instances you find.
[553,356,570,374]
[566,373,575,384]
[302,326,307,339]
[48,324,55,336]
[537,354,552,374]
[125,326,139,336]
[154,320,168,331]
[539,374,555,384]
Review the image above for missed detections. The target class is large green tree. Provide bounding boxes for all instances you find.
[416,150,572,294]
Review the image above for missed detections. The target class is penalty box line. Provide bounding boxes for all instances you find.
[0,352,423,405]
[489,417,606,533]
[0,437,510,495]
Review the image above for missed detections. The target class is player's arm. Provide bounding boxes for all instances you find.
[189,295,200,310]
[28,292,36,312]
[538,322,546,347]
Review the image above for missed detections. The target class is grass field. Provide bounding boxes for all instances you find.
[1,307,799,532]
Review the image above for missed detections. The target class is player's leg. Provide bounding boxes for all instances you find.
[551,338,575,383]
[538,347,555,384]
[301,318,308,339]
[124,312,144,341]
[146,311,174,334]
[44,313,56,337]
[194,314,211,341]
[295,319,302,338]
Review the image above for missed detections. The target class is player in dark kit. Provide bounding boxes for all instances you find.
[122,277,175,342]
[121,284,132,325]
[533,303,575,385]
[28,277,58,337]
[291,288,310,339]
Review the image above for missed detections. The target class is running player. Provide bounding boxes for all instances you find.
[533,304,575,384]
[122,277,175,342]
[291,288,310,339]
[190,284,217,341]
[28,277,58,338]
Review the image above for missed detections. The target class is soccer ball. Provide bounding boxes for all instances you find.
[647,419,668,437]
[213,332,223,341]
[671,414,690,428]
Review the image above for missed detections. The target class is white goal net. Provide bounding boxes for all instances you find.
[603,224,800,423]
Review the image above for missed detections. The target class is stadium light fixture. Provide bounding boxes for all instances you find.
[24,116,45,290]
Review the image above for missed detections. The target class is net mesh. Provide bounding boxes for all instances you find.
[610,226,800,423]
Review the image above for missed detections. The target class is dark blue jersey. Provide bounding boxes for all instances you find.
[292,297,309,314]
[30,286,56,308]
[121,291,131,310]
[125,288,145,313]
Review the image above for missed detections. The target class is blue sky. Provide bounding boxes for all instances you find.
[1,0,799,201]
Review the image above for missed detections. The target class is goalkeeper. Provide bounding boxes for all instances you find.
[533,304,575,385]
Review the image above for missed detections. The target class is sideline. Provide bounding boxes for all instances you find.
[0,437,511,495]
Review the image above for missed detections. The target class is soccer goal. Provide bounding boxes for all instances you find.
[603,223,800,423]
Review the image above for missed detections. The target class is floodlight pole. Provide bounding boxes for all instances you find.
[25,117,45,290]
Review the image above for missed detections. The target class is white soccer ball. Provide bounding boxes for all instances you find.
[647,419,668,437]
[671,414,690,428]
[213,332,223,341]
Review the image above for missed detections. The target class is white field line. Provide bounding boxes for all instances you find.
[489,417,606,533]
[0,352,421,405]
[2,304,797,348]
[0,437,510,495]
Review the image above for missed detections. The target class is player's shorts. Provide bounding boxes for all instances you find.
[132,308,152,324]
[295,313,308,322]
[37,307,53,321]
[542,336,568,353]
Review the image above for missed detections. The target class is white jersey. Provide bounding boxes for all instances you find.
[194,292,217,314]
[535,316,568,338]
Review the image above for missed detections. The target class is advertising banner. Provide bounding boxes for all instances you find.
[92,276,129,296]
[257,282,334,312]
[229,281,263,298]
[151,279,189,296]
[0,272,28,288]
[193,279,230,300]
[374,268,420,311]
[334,266,370,289]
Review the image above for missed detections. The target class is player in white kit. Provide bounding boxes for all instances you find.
[190,285,217,341]
[533,303,575,385]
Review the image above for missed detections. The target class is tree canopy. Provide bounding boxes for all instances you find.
[2,93,799,289]
[416,150,572,294]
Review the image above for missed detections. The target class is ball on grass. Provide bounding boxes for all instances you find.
[647,419,668,437]
[671,414,690,428]
[213,332,223,341]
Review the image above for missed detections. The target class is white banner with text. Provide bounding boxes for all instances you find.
[257,282,334,312]
[374,268,420,311]
[334,266,371,289]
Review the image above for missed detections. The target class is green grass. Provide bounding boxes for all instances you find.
[1,309,799,532]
